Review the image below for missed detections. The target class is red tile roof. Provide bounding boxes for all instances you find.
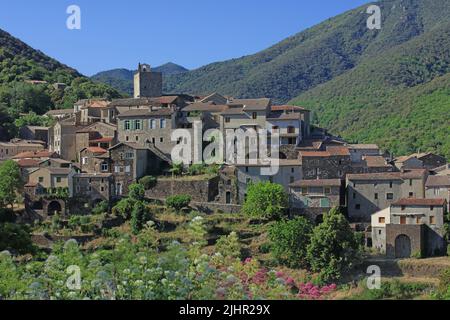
[13,150,58,159]
[300,147,350,158]
[392,198,447,206]
[86,147,107,154]
[90,137,114,143]
[16,159,40,167]
[347,169,427,181]
[290,179,342,187]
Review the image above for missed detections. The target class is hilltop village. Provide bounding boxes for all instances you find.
[1,63,449,260]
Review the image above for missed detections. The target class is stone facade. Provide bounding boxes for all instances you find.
[386,224,425,259]
[300,147,352,180]
[145,176,220,203]
[347,169,428,222]
[134,63,162,98]
[73,173,115,205]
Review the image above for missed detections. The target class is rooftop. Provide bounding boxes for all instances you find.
[426,175,450,188]
[349,144,380,150]
[290,179,342,187]
[392,198,447,206]
[347,169,427,181]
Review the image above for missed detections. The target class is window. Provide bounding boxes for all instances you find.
[114,166,120,173]
[355,204,361,210]
[56,177,61,183]
[401,205,406,211]
[245,167,249,173]
[290,176,295,184]
[291,168,295,173]
[125,136,129,142]
[324,187,331,195]
[301,187,308,195]
[87,186,92,192]
[410,179,413,186]
[338,170,343,177]
[160,137,164,143]
[225,117,231,123]
[39,177,44,183]
[379,217,385,224]
[353,192,356,199]
[269,176,273,183]
[252,112,257,120]
[374,193,379,200]
[101,187,105,192]
[389,182,393,188]
[160,119,167,129]
[409,192,414,198]
[272,126,279,132]
[320,198,330,208]
[82,157,88,165]
[124,120,131,131]
[386,193,394,200]
[416,217,421,224]
[125,152,134,159]
[430,206,434,211]
[152,138,156,144]
[400,216,407,225]
[430,216,436,225]
[125,166,131,173]
[150,119,156,129]
[135,136,139,142]
[134,120,142,130]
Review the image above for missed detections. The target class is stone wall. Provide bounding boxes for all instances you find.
[145,176,220,203]
[386,224,424,259]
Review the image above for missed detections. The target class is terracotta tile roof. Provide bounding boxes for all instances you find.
[45,109,74,116]
[183,102,227,113]
[86,147,107,154]
[16,159,40,167]
[150,96,179,104]
[392,198,447,206]
[74,173,113,178]
[290,179,342,187]
[271,105,309,112]
[13,150,58,159]
[228,98,271,110]
[347,169,427,181]
[267,112,301,120]
[364,156,390,168]
[117,108,174,118]
[349,144,380,150]
[300,147,350,157]
[426,175,450,188]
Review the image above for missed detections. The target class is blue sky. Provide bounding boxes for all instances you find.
[0,0,371,76]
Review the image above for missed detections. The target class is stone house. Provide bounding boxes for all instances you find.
[393,155,424,170]
[347,169,428,222]
[75,122,118,154]
[134,63,162,98]
[414,153,447,169]
[348,144,381,163]
[372,199,448,258]
[235,159,302,203]
[45,109,75,120]
[425,175,450,211]
[79,147,109,173]
[74,99,115,125]
[117,108,177,156]
[289,179,343,223]
[109,142,170,196]
[19,126,49,147]
[266,108,304,147]
[0,141,45,160]
[299,146,352,180]
[72,173,115,206]
[48,119,86,162]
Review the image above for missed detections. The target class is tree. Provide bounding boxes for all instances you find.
[139,176,157,190]
[268,217,313,268]
[0,160,22,208]
[14,112,55,129]
[169,162,183,177]
[166,195,192,212]
[130,201,152,235]
[128,183,145,201]
[112,198,134,220]
[306,208,363,282]
[242,182,288,220]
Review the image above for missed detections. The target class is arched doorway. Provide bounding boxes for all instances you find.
[47,201,62,216]
[395,234,412,258]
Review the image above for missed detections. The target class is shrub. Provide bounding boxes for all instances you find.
[128,183,145,201]
[269,217,313,269]
[166,195,192,212]
[131,201,153,235]
[306,208,363,282]
[112,198,134,220]
[447,244,450,257]
[242,182,288,220]
[139,176,157,190]
[91,201,109,215]
[187,164,205,176]
[216,232,242,259]
[0,223,34,254]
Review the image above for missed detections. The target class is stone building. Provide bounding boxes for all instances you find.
[299,146,352,180]
[372,199,448,258]
[425,175,450,211]
[289,179,343,223]
[75,122,118,153]
[235,159,302,203]
[134,63,162,98]
[347,169,428,222]
[74,99,115,125]
[0,141,44,160]
[117,108,177,156]
[49,119,86,162]
[19,126,49,147]
[109,142,170,196]
[73,173,115,206]
[348,144,381,163]
[79,147,109,173]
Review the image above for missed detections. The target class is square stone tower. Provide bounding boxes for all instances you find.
[133,63,163,98]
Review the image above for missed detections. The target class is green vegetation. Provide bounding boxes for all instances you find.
[242,182,288,220]
[0,29,122,140]
[268,217,313,269]
[139,176,157,190]
[306,208,363,282]
[165,195,192,212]
[0,160,22,208]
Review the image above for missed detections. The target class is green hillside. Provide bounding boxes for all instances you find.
[161,0,450,103]
[91,63,188,96]
[291,22,450,158]
[0,29,123,140]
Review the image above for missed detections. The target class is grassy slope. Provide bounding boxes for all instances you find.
[291,22,450,158]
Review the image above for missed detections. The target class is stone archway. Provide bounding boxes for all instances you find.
[395,234,412,259]
[46,200,63,216]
